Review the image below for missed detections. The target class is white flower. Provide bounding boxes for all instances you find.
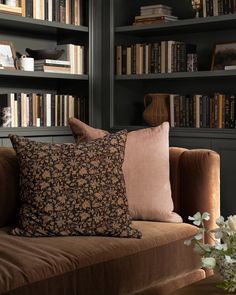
[201,257,216,269]
[225,255,236,264]
[216,216,225,226]
[227,215,236,232]
[188,212,202,226]
[184,239,192,246]
[213,228,223,239]
[202,212,210,221]
[194,233,203,240]
[214,242,227,251]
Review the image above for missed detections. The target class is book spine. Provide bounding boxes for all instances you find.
[25,0,33,17]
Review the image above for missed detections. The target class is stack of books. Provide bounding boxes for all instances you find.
[34,59,71,74]
[133,4,178,26]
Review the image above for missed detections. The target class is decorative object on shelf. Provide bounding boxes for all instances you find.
[187,53,198,72]
[132,4,178,26]
[25,48,64,60]
[143,93,170,126]
[0,41,16,70]
[185,212,236,293]
[211,42,236,70]
[19,55,34,71]
[0,106,12,127]
[191,0,201,18]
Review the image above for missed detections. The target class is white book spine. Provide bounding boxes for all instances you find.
[46,93,51,127]
[14,99,18,128]
[48,0,53,22]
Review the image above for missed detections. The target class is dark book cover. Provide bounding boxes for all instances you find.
[45,0,48,20]
[51,94,55,126]
[29,93,33,126]
[174,95,180,127]
[179,42,187,72]
[131,44,136,74]
[25,0,33,17]
[218,0,224,14]
[40,95,44,127]
[71,0,75,24]
[16,93,21,127]
[57,94,60,126]
[201,95,207,128]
[185,95,190,127]
[189,95,194,127]
[122,46,127,75]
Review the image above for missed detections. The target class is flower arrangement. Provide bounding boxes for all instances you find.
[185,212,236,293]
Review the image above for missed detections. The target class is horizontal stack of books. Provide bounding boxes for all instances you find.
[34,59,71,73]
[0,93,88,127]
[200,0,236,17]
[115,42,197,75]
[0,3,22,15]
[133,4,178,26]
[169,93,236,128]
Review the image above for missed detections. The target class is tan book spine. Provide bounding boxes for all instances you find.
[21,0,26,16]
[126,47,131,75]
[65,0,70,24]
[0,3,22,14]
[218,93,223,128]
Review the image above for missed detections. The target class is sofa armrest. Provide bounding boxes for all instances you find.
[170,147,220,232]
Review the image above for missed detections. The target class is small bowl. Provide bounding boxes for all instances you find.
[25,48,64,60]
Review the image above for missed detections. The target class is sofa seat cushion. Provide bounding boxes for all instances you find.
[0,222,201,295]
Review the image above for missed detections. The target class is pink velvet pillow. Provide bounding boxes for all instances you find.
[69,118,182,222]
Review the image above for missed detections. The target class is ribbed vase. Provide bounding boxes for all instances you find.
[143,93,170,126]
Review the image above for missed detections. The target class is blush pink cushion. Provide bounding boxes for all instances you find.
[69,118,182,222]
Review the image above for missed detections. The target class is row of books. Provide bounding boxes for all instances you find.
[35,44,85,74]
[133,4,178,26]
[200,0,236,17]
[0,93,88,128]
[116,42,197,75]
[26,0,87,25]
[169,93,236,128]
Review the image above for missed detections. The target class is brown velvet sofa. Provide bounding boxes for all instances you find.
[0,147,220,295]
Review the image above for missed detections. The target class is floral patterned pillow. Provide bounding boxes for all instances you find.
[9,131,141,238]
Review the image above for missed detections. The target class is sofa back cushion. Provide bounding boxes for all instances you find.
[0,148,19,227]
[9,132,141,238]
[69,118,182,222]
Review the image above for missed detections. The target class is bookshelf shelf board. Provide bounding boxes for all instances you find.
[111,125,236,139]
[115,70,236,80]
[0,126,72,137]
[115,14,236,36]
[0,12,88,36]
[0,70,88,81]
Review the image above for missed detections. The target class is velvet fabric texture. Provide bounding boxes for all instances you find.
[69,118,182,222]
[9,132,141,238]
[0,221,204,295]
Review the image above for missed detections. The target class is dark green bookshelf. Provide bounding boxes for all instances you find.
[102,0,236,217]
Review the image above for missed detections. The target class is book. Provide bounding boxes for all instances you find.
[0,3,22,15]
[34,65,71,73]
[134,14,177,21]
[224,65,236,70]
[34,59,71,66]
